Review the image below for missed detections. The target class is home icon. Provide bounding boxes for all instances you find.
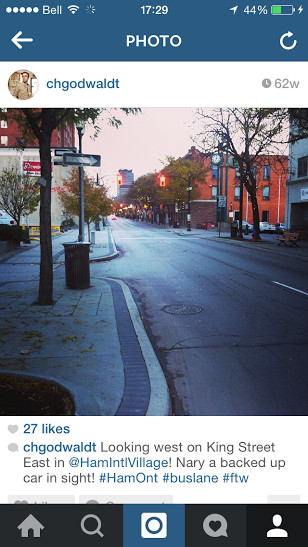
[17,514,44,538]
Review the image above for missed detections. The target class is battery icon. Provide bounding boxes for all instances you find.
[271,5,295,14]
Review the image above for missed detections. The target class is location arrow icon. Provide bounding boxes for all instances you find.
[12,31,34,49]
[229,6,238,14]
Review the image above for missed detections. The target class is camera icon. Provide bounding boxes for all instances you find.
[141,513,167,539]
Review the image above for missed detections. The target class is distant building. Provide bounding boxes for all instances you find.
[285,137,308,232]
[0,109,76,225]
[117,169,134,199]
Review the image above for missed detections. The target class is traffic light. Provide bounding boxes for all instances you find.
[117,174,123,186]
[159,174,166,187]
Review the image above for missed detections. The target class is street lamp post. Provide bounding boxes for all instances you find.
[76,122,85,242]
[187,174,192,231]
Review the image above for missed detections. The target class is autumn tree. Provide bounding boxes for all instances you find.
[126,173,161,209]
[0,166,40,226]
[194,108,287,236]
[0,108,140,304]
[59,168,112,241]
[162,156,208,203]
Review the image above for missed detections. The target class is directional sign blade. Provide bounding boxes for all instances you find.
[63,153,101,167]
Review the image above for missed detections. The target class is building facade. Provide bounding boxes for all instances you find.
[187,147,288,229]
[0,111,76,226]
[285,137,308,234]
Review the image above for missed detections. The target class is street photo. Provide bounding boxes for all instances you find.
[0,107,307,417]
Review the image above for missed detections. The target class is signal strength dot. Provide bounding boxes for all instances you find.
[68,4,80,14]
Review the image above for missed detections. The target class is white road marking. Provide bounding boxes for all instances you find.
[272,281,308,296]
[116,237,172,240]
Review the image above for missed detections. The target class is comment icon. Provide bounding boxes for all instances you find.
[203,513,228,538]
[8,443,19,452]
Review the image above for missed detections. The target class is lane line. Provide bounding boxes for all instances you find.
[272,281,308,296]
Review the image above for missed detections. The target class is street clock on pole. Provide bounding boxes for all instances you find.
[211,153,223,165]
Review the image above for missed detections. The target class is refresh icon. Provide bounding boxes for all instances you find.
[280,31,297,50]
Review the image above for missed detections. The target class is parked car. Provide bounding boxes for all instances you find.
[275,223,285,234]
[259,221,275,232]
[237,220,253,233]
[0,210,16,225]
[201,222,215,229]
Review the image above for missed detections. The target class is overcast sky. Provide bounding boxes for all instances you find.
[83,108,196,196]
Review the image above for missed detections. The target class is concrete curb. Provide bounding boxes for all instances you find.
[105,277,171,416]
[89,227,119,263]
[210,235,308,262]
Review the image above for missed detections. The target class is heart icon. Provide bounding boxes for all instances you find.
[8,425,18,434]
[209,521,222,532]
[14,500,29,504]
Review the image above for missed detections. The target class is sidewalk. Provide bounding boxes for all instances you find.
[0,226,170,416]
[164,226,308,261]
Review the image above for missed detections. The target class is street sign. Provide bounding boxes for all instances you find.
[218,196,227,207]
[23,161,41,176]
[63,153,101,167]
[54,148,77,165]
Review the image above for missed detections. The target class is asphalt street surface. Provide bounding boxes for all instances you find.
[100,218,308,416]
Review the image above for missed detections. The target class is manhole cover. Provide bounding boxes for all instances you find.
[162,304,202,315]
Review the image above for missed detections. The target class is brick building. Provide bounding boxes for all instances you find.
[187,147,288,229]
[0,113,75,149]
[0,110,76,225]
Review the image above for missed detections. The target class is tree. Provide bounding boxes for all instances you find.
[126,173,160,209]
[59,168,112,241]
[0,166,40,226]
[0,108,140,304]
[194,108,287,236]
[162,156,208,203]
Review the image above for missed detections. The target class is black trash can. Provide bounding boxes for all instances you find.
[230,222,238,238]
[62,242,91,289]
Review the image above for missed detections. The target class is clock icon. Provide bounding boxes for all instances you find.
[211,153,223,165]
[262,78,272,89]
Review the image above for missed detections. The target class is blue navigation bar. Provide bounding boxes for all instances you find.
[0,1,306,61]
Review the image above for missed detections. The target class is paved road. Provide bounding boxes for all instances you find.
[97,218,308,416]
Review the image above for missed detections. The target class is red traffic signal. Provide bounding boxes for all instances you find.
[159,174,166,187]
[117,174,123,186]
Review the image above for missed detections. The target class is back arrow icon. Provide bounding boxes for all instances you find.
[12,31,34,49]
[280,31,297,50]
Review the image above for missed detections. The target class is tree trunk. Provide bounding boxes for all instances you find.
[37,131,53,305]
[251,192,260,238]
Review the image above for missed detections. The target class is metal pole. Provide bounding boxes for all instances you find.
[187,174,192,231]
[277,175,281,223]
[77,128,84,242]
[238,173,244,239]
[225,150,229,223]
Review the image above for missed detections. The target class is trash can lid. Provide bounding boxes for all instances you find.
[62,242,91,247]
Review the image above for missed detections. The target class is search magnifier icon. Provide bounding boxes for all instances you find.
[81,514,104,538]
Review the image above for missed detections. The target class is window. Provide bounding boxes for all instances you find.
[262,211,269,222]
[234,186,240,201]
[0,120,7,128]
[298,156,308,177]
[235,167,240,179]
[263,165,270,180]
[262,186,270,200]
[212,166,218,178]
[211,186,217,198]
[0,136,8,146]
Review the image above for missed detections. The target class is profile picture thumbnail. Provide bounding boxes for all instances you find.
[8,69,38,100]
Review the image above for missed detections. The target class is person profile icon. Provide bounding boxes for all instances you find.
[267,514,288,537]
[8,69,38,100]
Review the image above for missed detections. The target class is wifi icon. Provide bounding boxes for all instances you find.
[67,5,80,14]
